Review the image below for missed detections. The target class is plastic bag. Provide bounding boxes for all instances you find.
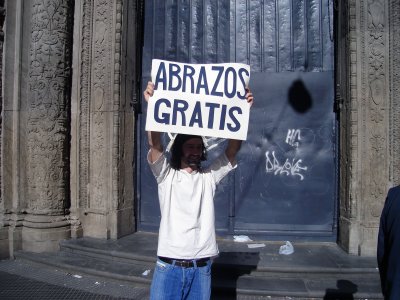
[279,241,294,255]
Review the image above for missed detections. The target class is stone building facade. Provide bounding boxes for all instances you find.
[0,0,397,258]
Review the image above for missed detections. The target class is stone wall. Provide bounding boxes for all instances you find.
[338,0,392,256]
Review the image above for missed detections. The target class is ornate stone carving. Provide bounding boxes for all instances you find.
[26,0,73,214]
[78,0,93,209]
[366,0,387,205]
[91,112,106,209]
[89,0,114,210]
[339,0,390,255]
[354,0,389,255]
[93,0,112,103]
[112,0,122,209]
[348,0,358,219]
[0,0,4,209]
[87,0,123,211]
[390,0,400,185]
[72,0,135,238]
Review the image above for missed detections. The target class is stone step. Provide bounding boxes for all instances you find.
[59,238,155,266]
[14,248,383,299]
[59,235,380,275]
[13,232,384,299]
[15,250,153,287]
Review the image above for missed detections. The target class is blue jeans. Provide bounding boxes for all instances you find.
[150,258,212,300]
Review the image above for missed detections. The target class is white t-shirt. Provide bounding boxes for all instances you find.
[148,151,236,259]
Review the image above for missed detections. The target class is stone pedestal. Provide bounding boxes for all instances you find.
[7,213,24,258]
[22,215,70,252]
[0,226,9,259]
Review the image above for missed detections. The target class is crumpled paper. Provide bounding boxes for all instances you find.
[233,235,253,242]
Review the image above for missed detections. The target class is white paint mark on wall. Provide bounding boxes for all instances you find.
[285,129,301,148]
[265,151,308,180]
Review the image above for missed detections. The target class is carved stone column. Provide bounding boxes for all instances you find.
[1,0,29,259]
[359,0,390,256]
[22,0,74,252]
[70,0,139,239]
[0,0,6,258]
[338,0,390,256]
[390,0,400,186]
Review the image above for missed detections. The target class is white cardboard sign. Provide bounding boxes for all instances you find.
[145,59,251,140]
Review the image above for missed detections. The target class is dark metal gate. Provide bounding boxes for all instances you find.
[137,0,337,240]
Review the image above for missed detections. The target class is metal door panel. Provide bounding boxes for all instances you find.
[234,71,336,239]
[137,0,336,239]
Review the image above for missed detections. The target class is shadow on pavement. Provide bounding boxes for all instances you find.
[211,251,260,300]
[323,279,358,300]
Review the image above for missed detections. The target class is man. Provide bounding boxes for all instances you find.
[143,81,253,300]
[377,186,400,300]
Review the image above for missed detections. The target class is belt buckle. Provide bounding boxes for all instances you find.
[181,260,192,268]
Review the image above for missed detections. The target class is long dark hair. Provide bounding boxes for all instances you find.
[170,134,207,170]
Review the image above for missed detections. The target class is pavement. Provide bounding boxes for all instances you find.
[0,259,149,299]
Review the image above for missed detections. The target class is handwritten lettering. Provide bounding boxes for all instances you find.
[265,151,308,180]
[285,129,301,148]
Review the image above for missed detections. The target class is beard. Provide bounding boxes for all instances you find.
[184,155,201,168]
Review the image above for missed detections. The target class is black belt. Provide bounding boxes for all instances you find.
[158,256,209,268]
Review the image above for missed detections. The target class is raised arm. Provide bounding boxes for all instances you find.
[224,87,254,164]
[144,81,163,163]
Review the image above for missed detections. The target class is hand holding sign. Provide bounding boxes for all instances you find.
[145,59,251,140]
[144,81,155,102]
